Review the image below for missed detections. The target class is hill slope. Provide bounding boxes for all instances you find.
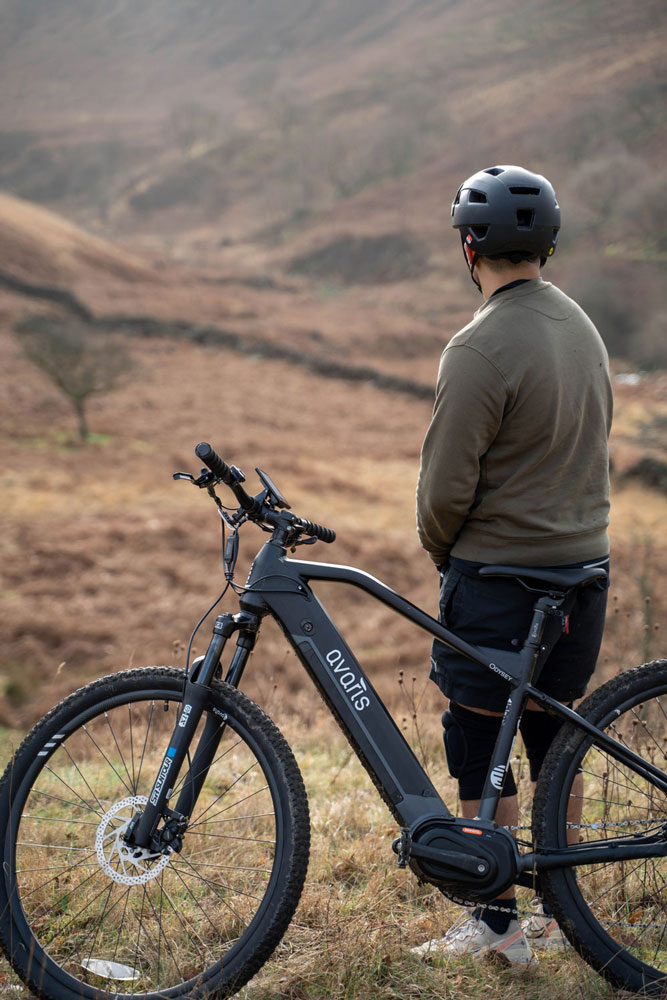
[0,191,156,286]
[1,0,664,364]
[0,326,665,727]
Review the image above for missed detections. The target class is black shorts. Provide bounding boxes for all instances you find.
[430,555,610,712]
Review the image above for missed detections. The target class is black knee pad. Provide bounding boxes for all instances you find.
[442,702,517,800]
[519,708,568,781]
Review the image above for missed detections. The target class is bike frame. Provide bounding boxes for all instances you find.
[136,535,667,880]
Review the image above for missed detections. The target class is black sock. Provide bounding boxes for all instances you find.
[474,897,517,935]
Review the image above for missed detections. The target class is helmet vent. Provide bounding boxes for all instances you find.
[509,186,540,195]
[516,208,535,229]
[484,167,504,176]
[468,190,487,203]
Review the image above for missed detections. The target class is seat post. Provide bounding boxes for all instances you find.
[523,592,566,655]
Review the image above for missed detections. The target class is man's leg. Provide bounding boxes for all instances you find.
[450,701,573,949]
[417,701,531,963]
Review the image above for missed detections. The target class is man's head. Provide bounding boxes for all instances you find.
[451,165,561,291]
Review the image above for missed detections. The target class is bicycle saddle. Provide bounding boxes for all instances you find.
[478,564,607,590]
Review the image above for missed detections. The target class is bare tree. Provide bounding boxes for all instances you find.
[16,316,135,442]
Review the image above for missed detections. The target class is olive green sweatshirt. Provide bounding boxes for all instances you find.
[416,277,613,567]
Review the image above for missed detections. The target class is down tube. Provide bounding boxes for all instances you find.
[255,584,452,829]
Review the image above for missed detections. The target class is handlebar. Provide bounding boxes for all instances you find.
[195,442,257,513]
[194,442,336,544]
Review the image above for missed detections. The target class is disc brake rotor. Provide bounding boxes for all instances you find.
[95,795,171,885]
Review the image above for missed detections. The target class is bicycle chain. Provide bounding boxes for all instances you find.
[444,893,518,914]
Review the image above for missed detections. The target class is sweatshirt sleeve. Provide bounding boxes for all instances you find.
[416,342,509,566]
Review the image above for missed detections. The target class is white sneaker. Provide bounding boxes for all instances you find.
[521,901,568,950]
[411,910,533,965]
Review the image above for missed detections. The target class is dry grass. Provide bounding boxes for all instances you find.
[0,327,436,725]
[0,329,665,728]
[0,711,620,1000]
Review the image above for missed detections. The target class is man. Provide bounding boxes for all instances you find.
[414,165,612,964]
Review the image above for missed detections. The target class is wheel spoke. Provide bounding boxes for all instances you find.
[170,857,267,905]
[81,879,116,972]
[139,876,189,986]
[167,863,235,951]
[104,710,136,793]
[128,702,137,793]
[134,699,156,792]
[188,760,263,827]
[188,784,271,830]
[171,735,244,800]
[40,765,104,818]
[57,743,107,815]
[172,855,253,931]
[24,786,101,816]
[22,812,99,827]
[16,847,100,901]
[62,882,129,965]
[81,723,134,796]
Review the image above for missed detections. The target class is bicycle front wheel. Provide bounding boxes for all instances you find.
[534,660,667,996]
[0,667,310,1000]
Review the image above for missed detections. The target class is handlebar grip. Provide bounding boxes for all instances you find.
[298,518,336,544]
[195,442,234,484]
[195,442,258,513]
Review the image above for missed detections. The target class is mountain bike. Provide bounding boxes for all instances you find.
[1,442,665,999]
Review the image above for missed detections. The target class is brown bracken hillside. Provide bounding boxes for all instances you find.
[0,240,665,728]
[0,0,665,366]
[0,0,665,727]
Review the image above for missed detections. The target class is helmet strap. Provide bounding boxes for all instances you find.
[462,236,483,293]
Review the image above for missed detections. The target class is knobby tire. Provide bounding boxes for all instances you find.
[0,667,310,1000]
[534,660,667,996]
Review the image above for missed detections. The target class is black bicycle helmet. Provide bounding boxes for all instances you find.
[451,165,561,265]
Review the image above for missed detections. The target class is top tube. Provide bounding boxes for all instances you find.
[252,550,528,686]
[283,555,607,689]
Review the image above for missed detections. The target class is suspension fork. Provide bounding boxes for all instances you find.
[127,610,260,851]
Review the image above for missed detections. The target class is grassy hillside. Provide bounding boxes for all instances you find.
[0,189,466,390]
[0,222,664,1000]
[1,326,665,730]
[0,191,156,285]
[0,0,665,365]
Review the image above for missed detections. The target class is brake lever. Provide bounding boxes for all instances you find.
[290,536,317,552]
[173,468,219,488]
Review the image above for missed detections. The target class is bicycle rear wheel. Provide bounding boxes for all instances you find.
[0,667,310,1000]
[534,660,667,996]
